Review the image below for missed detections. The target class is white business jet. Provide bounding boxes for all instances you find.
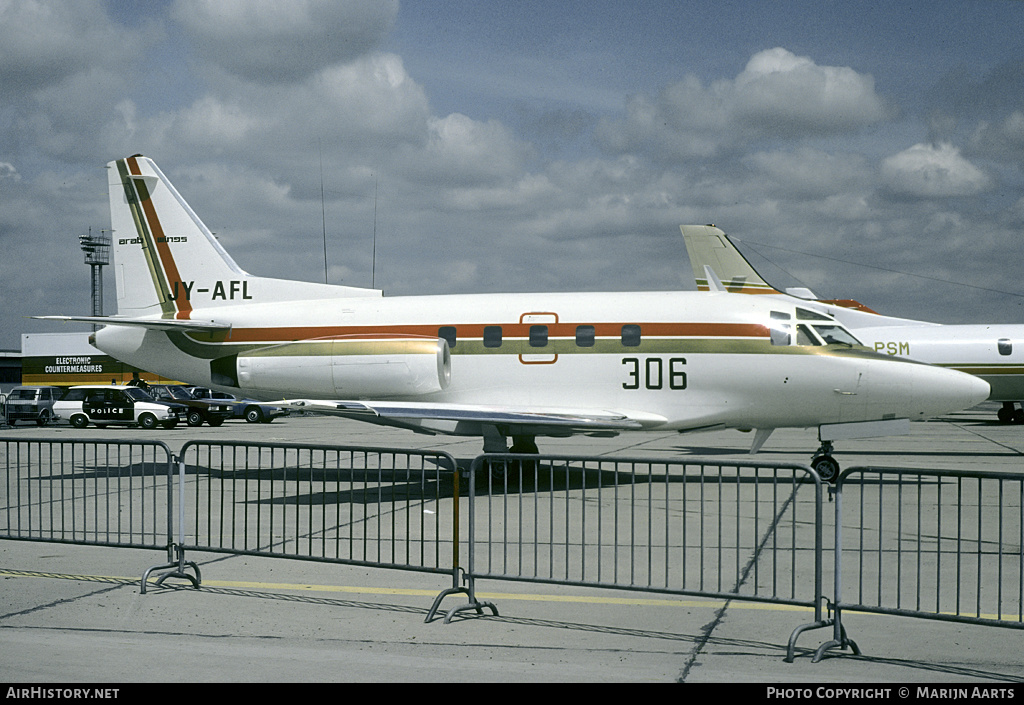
[37,157,990,481]
[681,224,1022,426]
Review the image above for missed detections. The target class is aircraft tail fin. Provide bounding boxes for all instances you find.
[680,224,881,314]
[680,225,781,295]
[108,155,380,320]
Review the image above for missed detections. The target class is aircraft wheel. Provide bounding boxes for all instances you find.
[812,454,840,483]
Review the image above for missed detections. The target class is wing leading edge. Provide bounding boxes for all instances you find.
[281,399,666,437]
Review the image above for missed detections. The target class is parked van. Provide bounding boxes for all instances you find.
[5,386,62,426]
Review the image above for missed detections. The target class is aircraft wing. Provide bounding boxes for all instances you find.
[280,399,666,436]
[32,315,232,332]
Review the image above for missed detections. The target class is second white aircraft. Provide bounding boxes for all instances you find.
[682,224,1023,425]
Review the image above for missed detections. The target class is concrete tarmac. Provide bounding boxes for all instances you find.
[1,403,1022,684]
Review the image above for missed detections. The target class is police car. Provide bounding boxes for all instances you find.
[53,385,188,429]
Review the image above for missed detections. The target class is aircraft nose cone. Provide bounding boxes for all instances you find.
[923,366,991,416]
[959,371,992,408]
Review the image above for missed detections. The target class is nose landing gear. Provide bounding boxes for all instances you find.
[811,441,840,483]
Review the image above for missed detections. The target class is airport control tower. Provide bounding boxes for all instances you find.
[79,228,109,329]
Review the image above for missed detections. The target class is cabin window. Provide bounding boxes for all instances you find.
[438,326,457,349]
[621,324,641,347]
[770,327,791,346]
[529,325,548,347]
[999,338,1012,356]
[770,311,792,346]
[575,325,595,347]
[483,326,503,348]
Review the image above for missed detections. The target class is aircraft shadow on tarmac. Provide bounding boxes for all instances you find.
[173,460,817,507]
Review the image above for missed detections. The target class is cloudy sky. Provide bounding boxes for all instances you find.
[3,0,1023,351]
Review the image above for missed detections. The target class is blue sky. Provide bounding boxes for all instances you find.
[2,0,1023,351]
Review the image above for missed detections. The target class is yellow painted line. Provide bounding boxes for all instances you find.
[0,568,811,613]
[5,569,1020,622]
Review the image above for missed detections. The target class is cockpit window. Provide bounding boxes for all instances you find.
[796,308,832,321]
[812,324,861,346]
[796,325,821,346]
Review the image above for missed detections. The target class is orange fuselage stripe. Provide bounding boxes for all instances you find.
[210,322,769,343]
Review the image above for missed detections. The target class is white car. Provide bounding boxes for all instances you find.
[53,385,187,429]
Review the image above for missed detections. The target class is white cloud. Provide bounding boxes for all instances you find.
[596,48,889,159]
[421,114,532,187]
[0,0,146,94]
[731,48,887,135]
[880,142,991,198]
[170,0,398,83]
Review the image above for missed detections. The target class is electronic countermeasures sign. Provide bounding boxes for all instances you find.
[20,354,176,387]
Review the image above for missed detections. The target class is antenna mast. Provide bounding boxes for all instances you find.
[372,176,378,289]
[320,142,328,284]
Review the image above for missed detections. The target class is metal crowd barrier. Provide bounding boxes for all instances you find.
[175,441,461,582]
[428,454,826,637]
[815,466,1024,661]
[6,439,1023,664]
[1,438,175,556]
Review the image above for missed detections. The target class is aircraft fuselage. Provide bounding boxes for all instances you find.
[93,289,989,438]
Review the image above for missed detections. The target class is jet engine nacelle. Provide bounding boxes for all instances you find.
[215,336,451,398]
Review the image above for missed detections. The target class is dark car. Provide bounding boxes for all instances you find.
[147,384,233,427]
[188,387,289,423]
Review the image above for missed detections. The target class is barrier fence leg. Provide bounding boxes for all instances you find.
[808,480,860,662]
[141,545,201,594]
[785,596,834,662]
[426,569,499,623]
[812,606,861,662]
[426,570,499,624]
[140,451,201,594]
[425,455,499,623]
